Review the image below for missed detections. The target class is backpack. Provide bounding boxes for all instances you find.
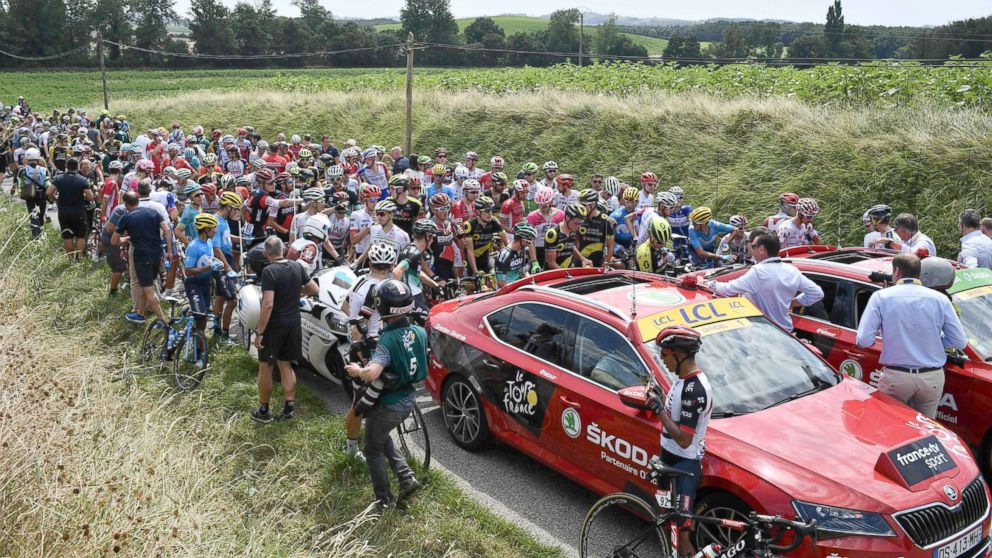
[18,166,46,201]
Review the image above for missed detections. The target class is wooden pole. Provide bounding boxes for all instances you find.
[578,12,583,67]
[98,36,109,110]
[405,32,414,155]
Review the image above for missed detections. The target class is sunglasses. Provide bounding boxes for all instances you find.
[591,180,603,184]
[376,211,389,217]
[192,193,204,198]
[524,172,535,176]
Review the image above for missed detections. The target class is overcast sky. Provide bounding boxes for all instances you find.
[179,0,990,27]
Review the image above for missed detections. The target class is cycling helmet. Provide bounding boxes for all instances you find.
[866,204,892,223]
[513,223,537,242]
[298,148,312,159]
[108,160,124,171]
[649,217,673,245]
[362,148,377,159]
[236,186,250,200]
[579,189,599,204]
[326,164,344,178]
[430,192,451,209]
[778,192,799,209]
[521,162,539,174]
[431,164,447,175]
[193,213,219,231]
[656,326,702,355]
[475,196,495,212]
[221,134,235,144]
[301,214,329,242]
[689,207,712,224]
[920,257,955,290]
[622,186,640,202]
[454,165,470,181]
[604,177,622,197]
[797,198,819,218]
[255,168,274,183]
[297,168,316,182]
[319,153,334,164]
[275,171,291,184]
[640,171,658,184]
[167,143,179,153]
[361,184,382,200]
[375,199,397,213]
[669,186,685,201]
[434,147,448,157]
[655,191,679,209]
[175,168,193,181]
[203,153,217,165]
[462,179,482,192]
[257,140,269,150]
[303,187,325,202]
[374,279,414,318]
[367,241,398,267]
[183,147,196,160]
[414,155,430,166]
[24,148,41,161]
[534,187,555,206]
[512,179,530,193]
[490,156,504,168]
[184,183,202,197]
[192,125,203,135]
[236,175,252,187]
[464,151,479,161]
[413,218,440,236]
[564,202,587,220]
[220,191,244,208]
[388,174,409,189]
[406,173,422,188]
[136,159,154,173]
[491,172,508,185]
[556,174,574,188]
[219,174,236,189]
[729,214,748,229]
[332,191,350,207]
[291,134,301,144]
[542,161,558,172]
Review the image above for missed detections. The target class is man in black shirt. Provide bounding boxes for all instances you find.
[252,236,319,423]
[47,158,93,261]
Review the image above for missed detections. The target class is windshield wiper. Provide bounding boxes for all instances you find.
[712,411,741,419]
[761,382,830,411]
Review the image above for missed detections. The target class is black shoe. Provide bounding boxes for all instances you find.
[280,407,294,420]
[372,498,396,511]
[250,407,274,423]
[398,477,422,500]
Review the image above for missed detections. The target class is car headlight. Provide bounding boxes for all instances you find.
[327,314,349,334]
[793,501,895,538]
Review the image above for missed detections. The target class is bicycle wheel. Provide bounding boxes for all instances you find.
[394,403,431,476]
[139,319,168,368]
[173,330,209,390]
[86,226,100,262]
[580,492,670,558]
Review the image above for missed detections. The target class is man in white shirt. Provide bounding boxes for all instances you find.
[876,213,936,257]
[703,229,823,332]
[957,209,992,269]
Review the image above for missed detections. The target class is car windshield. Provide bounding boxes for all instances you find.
[954,291,992,361]
[647,317,839,417]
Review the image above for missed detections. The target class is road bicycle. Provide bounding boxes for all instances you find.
[139,296,211,390]
[579,459,817,558]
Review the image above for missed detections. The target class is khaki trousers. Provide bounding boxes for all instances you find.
[876,367,945,418]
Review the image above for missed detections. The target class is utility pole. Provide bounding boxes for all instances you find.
[578,12,583,66]
[404,32,414,155]
[98,35,109,110]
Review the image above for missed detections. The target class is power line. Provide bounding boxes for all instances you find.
[0,45,88,61]
[103,40,406,60]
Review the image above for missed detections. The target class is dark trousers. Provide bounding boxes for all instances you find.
[363,398,415,504]
[26,197,47,239]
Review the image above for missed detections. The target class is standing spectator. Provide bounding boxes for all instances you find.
[981,217,992,240]
[877,213,937,257]
[111,191,172,324]
[703,229,823,332]
[389,146,409,175]
[957,209,992,269]
[855,253,967,418]
[251,236,318,423]
[47,158,93,261]
[344,280,427,508]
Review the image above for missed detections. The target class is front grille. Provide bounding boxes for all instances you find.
[895,477,990,548]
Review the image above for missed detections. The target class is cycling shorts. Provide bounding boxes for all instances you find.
[662,449,702,528]
[184,279,212,315]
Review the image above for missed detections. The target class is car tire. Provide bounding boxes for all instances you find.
[693,492,753,551]
[441,376,490,451]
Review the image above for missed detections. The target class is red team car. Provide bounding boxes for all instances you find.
[426,268,991,558]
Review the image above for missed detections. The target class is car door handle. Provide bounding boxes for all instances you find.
[481,358,501,369]
[844,350,865,359]
[559,395,581,409]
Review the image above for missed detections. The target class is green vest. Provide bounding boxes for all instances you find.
[378,319,428,406]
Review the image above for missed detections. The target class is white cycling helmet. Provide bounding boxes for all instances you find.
[23,148,41,161]
[301,213,330,242]
[454,165,470,181]
[303,187,325,202]
[291,134,301,144]
[367,241,398,266]
[542,161,558,171]
[175,168,193,181]
[237,284,262,330]
[326,164,344,178]
[604,176,622,196]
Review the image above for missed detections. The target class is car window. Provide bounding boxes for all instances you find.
[487,306,514,342]
[496,303,571,367]
[796,275,855,329]
[572,317,648,390]
[854,288,874,326]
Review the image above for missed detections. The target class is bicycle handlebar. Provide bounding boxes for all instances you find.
[752,514,817,553]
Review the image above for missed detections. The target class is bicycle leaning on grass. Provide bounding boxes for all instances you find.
[138,296,211,390]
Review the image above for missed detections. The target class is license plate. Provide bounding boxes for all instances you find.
[935,526,982,558]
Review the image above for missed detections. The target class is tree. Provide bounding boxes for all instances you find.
[592,15,646,59]
[663,33,701,60]
[6,0,69,58]
[232,0,275,57]
[824,0,844,56]
[545,8,580,57]
[506,32,551,66]
[400,0,459,65]
[128,0,176,63]
[788,34,826,59]
[463,16,505,66]
[463,16,502,44]
[92,0,130,60]
[189,0,236,57]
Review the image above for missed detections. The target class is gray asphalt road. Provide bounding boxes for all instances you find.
[298,369,596,558]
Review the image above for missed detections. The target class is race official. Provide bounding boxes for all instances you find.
[855,253,967,418]
[877,213,937,257]
[957,209,992,269]
[703,229,823,332]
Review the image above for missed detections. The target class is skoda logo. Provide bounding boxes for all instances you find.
[944,485,958,502]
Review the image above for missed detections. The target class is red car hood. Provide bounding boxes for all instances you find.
[709,378,976,513]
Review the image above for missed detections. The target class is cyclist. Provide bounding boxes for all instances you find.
[495,223,540,287]
[349,184,381,268]
[426,163,455,202]
[527,186,565,269]
[717,214,751,264]
[211,191,243,341]
[520,162,540,204]
[287,213,330,275]
[777,198,823,249]
[100,160,124,222]
[665,186,693,252]
[545,202,587,269]
[451,178,481,233]
[325,165,358,211]
[394,218,440,311]
[687,207,735,268]
[177,184,204,246]
[463,196,506,291]
[184,213,223,334]
[357,148,389,190]
[635,217,676,274]
[638,171,658,210]
[552,173,578,210]
[500,179,529,233]
[479,155,504,191]
[428,193,460,282]
[764,192,799,229]
[538,161,558,192]
[612,186,641,255]
[489,172,510,206]
[289,187,327,243]
[863,204,895,249]
[326,191,351,263]
[244,168,303,248]
[462,151,484,181]
[647,326,712,558]
[362,199,410,262]
[577,189,615,268]
[599,176,621,214]
[634,191,678,248]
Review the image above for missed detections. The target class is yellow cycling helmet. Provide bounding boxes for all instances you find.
[622,186,640,201]
[648,217,672,245]
[194,213,219,231]
[299,148,312,159]
[689,207,712,224]
[219,191,244,208]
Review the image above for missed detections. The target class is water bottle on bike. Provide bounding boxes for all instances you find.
[692,544,721,558]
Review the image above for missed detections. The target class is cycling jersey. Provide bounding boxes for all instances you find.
[178,204,200,241]
[349,207,374,255]
[666,205,693,248]
[545,223,577,267]
[661,370,713,461]
[578,212,615,266]
[346,274,384,341]
[688,220,734,263]
[326,186,358,212]
[717,233,749,262]
[527,208,565,249]
[212,215,234,256]
[223,159,246,177]
[553,189,578,211]
[637,190,654,211]
[495,246,530,284]
[464,217,503,257]
[864,228,895,249]
[262,153,288,173]
[184,237,215,284]
[430,217,457,262]
[451,198,477,231]
[776,218,819,249]
[368,223,410,252]
[500,197,527,232]
[357,162,389,190]
[612,206,639,249]
[387,196,423,235]
[50,145,69,172]
[273,192,296,241]
[425,183,455,205]
[634,241,673,272]
[244,188,281,245]
[326,212,350,253]
[763,212,790,229]
[600,194,619,214]
[396,244,429,296]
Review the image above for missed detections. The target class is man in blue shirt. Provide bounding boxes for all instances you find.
[687,207,734,268]
[112,195,173,324]
[855,253,967,418]
[184,213,221,333]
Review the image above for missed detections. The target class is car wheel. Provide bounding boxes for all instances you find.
[441,376,490,450]
[693,492,753,551]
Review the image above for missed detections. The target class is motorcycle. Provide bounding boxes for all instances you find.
[298,264,357,391]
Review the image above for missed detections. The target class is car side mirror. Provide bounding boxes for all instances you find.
[800,338,825,359]
[618,385,652,411]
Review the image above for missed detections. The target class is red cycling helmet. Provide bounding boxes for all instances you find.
[201,183,216,196]
[640,171,658,184]
[255,168,274,183]
[236,127,247,136]
[556,174,574,187]
[779,192,799,206]
[361,184,382,200]
[275,171,290,184]
[430,192,451,208]
[655,326,703,353]
[235,186,250,199]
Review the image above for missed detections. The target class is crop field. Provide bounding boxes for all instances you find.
[3,61,991,113]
